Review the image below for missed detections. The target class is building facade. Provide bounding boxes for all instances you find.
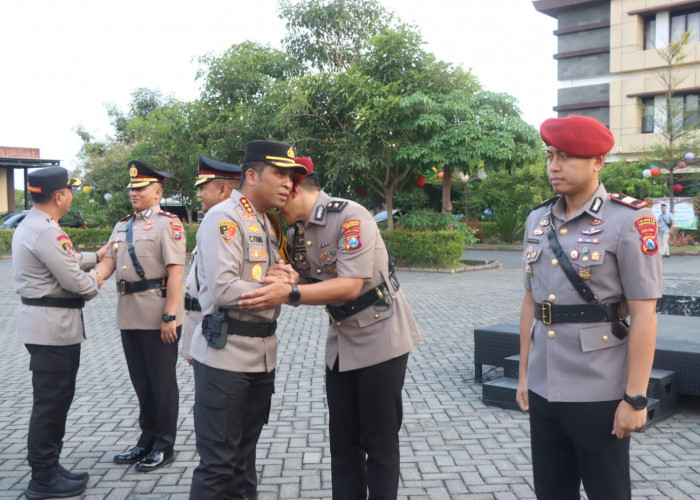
[0,147,60,213]
[534,0,700,160]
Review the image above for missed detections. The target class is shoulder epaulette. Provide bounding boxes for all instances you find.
[119,213,134,222]
[159,210,179,218]
[610,193,648,209]
[533,195,560,210]
[327,200,348,212]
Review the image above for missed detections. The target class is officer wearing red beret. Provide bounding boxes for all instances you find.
[516,115,662,499]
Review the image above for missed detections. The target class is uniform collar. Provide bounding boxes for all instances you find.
[136,204,160,220]
[305,190,330,227]
[551,183,608,221]
[31,206,60,226]
[231,189,259,215]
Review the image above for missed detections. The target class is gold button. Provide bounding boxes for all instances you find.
[186,310,189,315]
[316,269,322,275]
[559,227,568,235]
[548,294,556,302]
[547,330,556,339]
[374,313,380,319]
[602,335,609,342]
[142,236,146,239]
[186,284,190,290]
[335,321,341,326]
[582,256,589,263]
[122,266,127,270]
[150,289,155,294]
[306,241,312,247]
[551,258,559,267]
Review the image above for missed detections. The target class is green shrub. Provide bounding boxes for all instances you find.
[0,229,12,251]
[64,228,113,248]
[381,229,466,267]
[494,212,525,243]
[481,221,498,239]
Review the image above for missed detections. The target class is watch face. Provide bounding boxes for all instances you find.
[625,394,647,410]
[289,285,301,303]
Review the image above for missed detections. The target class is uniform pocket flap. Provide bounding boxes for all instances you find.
[579,323,626,352]
[194,386,228,409]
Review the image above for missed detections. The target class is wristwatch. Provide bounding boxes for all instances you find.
[288,284,301,305]
[162,313,177,323]
[623,393,648,410]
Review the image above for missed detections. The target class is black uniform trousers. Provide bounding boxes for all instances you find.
[189,360,274,500]
[120,328,180,452]
[25,343,81,469]
[326,352,409,500]
[529,391,631,500]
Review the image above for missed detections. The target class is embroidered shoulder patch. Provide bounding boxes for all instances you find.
[218,220,238,243]
[610,193,648,209]
[57,234,73,255]
[159,210,179,218]
[341,219,361,234]
[635,217,658,255]
[345,233,362,251]
[170,220,183,240]
[327,200,348,212]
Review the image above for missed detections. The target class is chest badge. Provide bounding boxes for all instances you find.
[577,237,600,244]
[581,227,602,235]
[533,227,544,236]
[589,218,604,226]
[570,249,579,260]
[579,268,591,280]
[250,263,263,280]
[591,250,601,261]
[539,219,550,227]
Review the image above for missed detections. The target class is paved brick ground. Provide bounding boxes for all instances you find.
[1,252,699,499]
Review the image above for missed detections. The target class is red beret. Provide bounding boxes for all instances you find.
[292,157,314,187]
[539,115,614,157]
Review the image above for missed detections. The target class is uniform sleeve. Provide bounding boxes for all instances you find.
[198,211,261,308]
[523,212,536,291]
[37,227,98,300]
[616,208,663,300]
[105,225,120,259]
[160,217,186,266]
[78,251,97,270]
[334,209,376,280]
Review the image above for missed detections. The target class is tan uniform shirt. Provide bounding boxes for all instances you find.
[106,204,186,330]
[523,183,662,402]
[13,207,99,345]
[290,191,421,371]
[189,191,280,373]
[180,248,200,360]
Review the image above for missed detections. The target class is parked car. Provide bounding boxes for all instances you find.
[0,210,87,229]
[373,209,403,223]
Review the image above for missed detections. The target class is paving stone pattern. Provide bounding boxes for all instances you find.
[1,252,699,499]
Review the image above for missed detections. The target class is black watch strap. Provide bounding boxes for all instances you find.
[623,393,648,410]
[162,313,176,322]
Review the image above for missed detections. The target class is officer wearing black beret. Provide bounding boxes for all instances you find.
[14,166,105,498]
[94,160,186,472]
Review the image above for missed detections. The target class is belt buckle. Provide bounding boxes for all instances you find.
[119,280,126,295]
[375,285,384,301]
[325,306,338,323]
[542,301,552,325]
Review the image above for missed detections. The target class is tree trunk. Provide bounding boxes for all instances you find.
[385,188,395,231]
[441,165,453,214]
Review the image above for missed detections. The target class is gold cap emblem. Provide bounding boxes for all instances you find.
[287,146,294,158]
[129,165,138,178]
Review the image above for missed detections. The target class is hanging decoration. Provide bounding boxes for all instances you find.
[642,168,652,178]
[673,183,683,194]
[416,176,426,187]
[685,152,695,161]
[650,166,661,177]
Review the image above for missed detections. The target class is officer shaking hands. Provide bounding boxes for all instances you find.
[239,157,421,499]
[13,167,104,499]
[517,116,662,500]
[94,160,185,473]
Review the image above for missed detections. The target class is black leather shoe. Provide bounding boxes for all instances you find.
[113,446,150,464]
[56,463,89,483]
[135,449,175,472]
[25,466,87,499]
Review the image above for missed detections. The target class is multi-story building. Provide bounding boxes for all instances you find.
[0,147,59,213]
[534,0,700,161]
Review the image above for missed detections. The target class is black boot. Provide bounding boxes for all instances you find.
[56,463,89,483]
[25,465,87,499]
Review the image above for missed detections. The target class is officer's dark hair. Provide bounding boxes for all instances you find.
[240,162,266,187]
[661,203,667,208]
[30,188,65,204]
[297,173,321,192]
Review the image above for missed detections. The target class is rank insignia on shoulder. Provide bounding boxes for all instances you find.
[327,200,348,212]
[218,220,238,243]
[57,234,73,255]
[610,193,648,209]
[240,197,255,214]
[159,210,178,218]
[533,195,560,210]
[119,213,134,222]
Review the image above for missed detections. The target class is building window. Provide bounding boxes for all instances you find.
[644,16,656,50]
[642,97,655,133]
[670,10,700,43]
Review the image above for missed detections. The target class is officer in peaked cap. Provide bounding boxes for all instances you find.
[188,140,304,498]
[238,156,422,499]
[516,116,662,499]
[94,160,186,473]
[14,166,106,498]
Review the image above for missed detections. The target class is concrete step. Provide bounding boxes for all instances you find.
[647,368,678,421]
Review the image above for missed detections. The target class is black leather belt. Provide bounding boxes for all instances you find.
[326,280,394,322]
[227,318,277,338]
[184,293,201,312]
[535,301,624,325]
[117,278,165,295]
[21,297,85,309]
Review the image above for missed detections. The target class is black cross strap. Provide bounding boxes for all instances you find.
[125,215,146,280]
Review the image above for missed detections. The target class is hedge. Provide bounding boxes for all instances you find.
[381,229,466,267]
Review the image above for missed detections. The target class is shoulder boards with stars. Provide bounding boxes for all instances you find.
[119,213,135,222]
[158,210,179,218]
[610,193,648,209]
[327,200,348,212]
[533,195,560,210]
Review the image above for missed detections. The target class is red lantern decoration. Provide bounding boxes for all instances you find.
[438,171,444,179]
[650,166,661,177]
[673,183,683,194]
[355,186,366,197]
[416,176,426,187]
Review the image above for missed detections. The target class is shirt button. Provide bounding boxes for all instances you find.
[335,321,341,326]
[186,284,190,290]
[548,294,556,302]
[122,266,127,270]
[559,227,568,235]
[551,258,559,267]
[374,313,380,319]
[186,310,189,316]
[316,269,322,275]
[306,241,313,247]
[602,335,609,342]
[150,289,155,294]
[547,330,556,339]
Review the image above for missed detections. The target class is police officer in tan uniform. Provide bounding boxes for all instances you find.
[95,160,186,472]
[13,167,104,499]
[239,157,422,499]
[516,116,662,499]
[188,140,307,499]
